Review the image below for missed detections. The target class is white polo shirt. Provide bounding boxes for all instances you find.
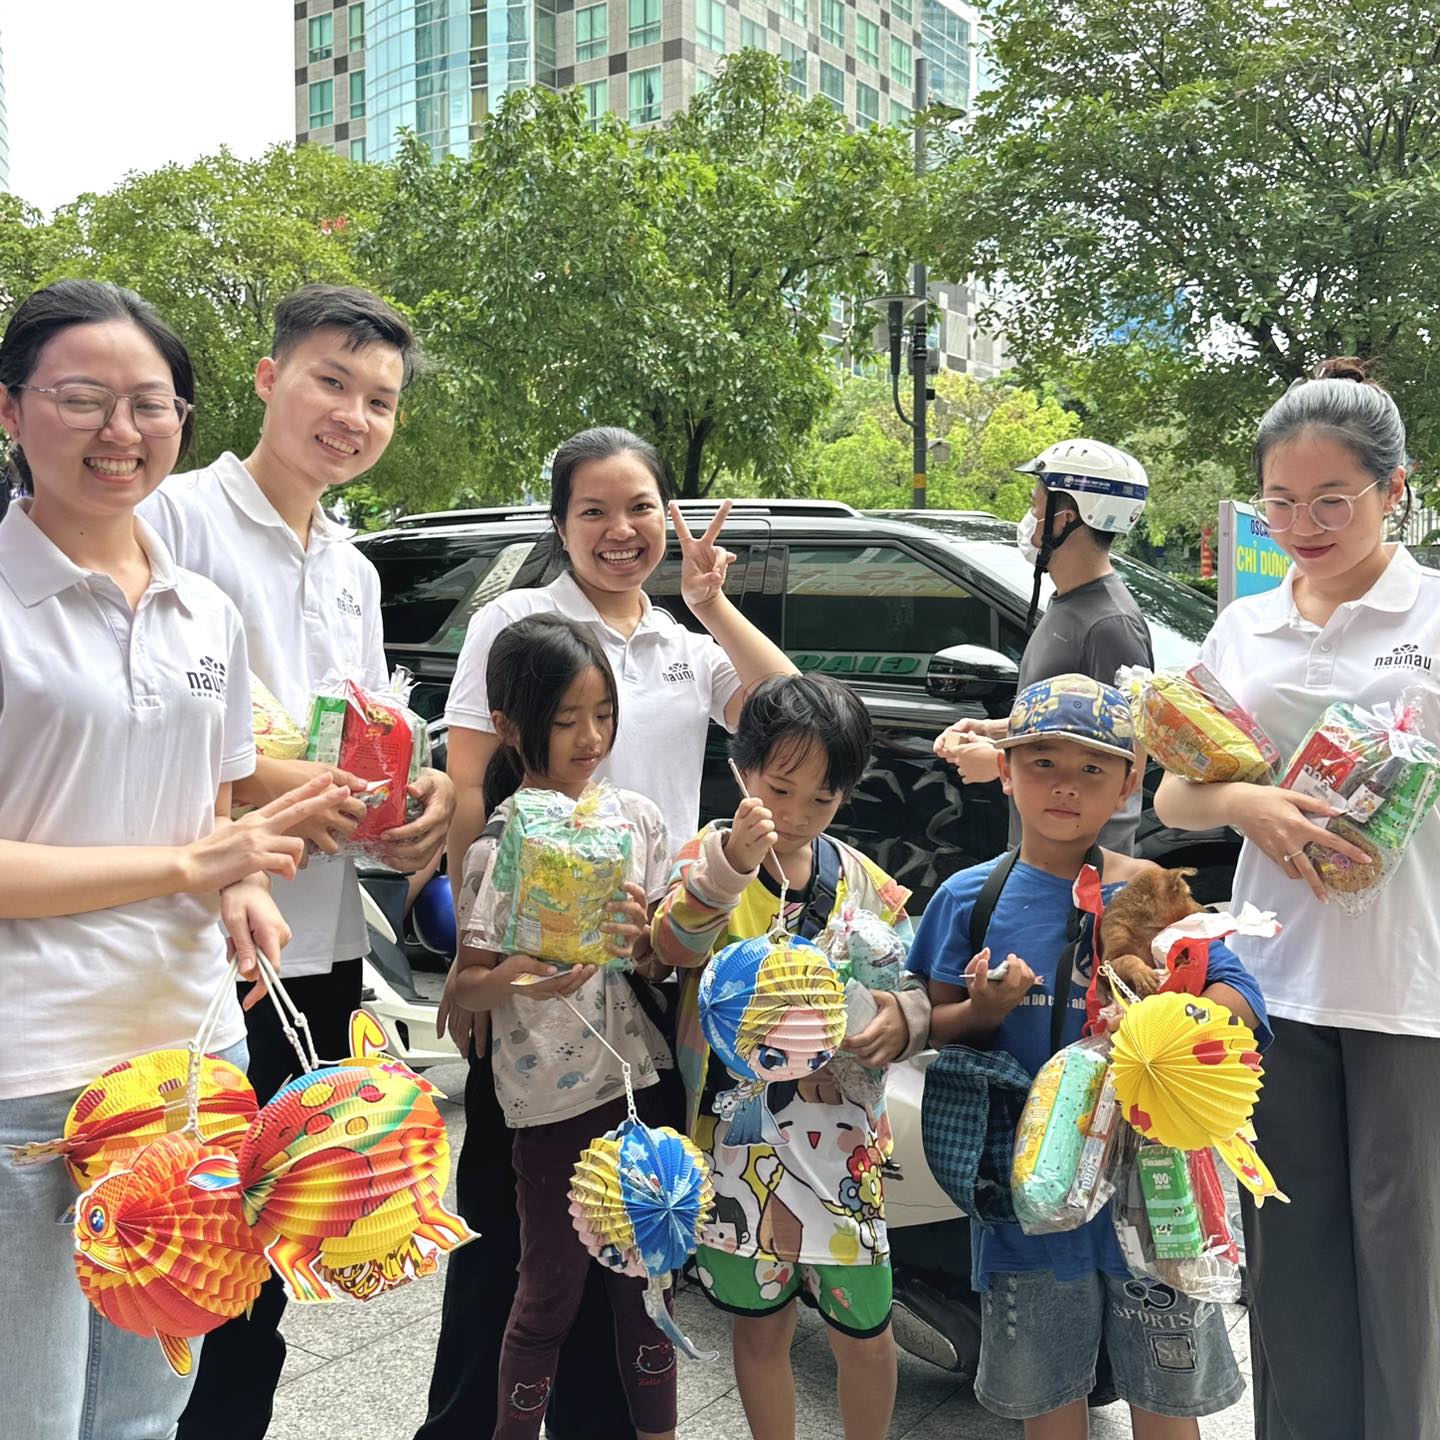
[1200,546,1440,1035]
[139,453,387,977]
[0,502,254,1098]
[445,571,741,847]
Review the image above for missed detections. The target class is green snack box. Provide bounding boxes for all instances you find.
[1138,1147,1203,1259]
[305,694,347,766]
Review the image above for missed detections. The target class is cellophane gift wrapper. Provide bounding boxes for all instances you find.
[491,781,635,969]
[569,1117,716,1361]
[73,1130,269,1377]
[8,1049,256,1189]
[819,903,909,1115]
[1281,687,1440,914]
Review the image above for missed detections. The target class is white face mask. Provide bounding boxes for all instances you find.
[1016,508,1041,565]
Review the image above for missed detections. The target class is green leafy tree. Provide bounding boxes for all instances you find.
[367,52,920,498]
[1123,424,1249,548]
[939,0,1440,482]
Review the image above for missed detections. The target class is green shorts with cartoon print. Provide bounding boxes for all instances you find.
[694,1244,893,1338]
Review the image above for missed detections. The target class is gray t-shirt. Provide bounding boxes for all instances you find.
[1008,572,1154,853]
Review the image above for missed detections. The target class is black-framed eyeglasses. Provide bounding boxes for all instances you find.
[17,384,194,438]
[1250,478,1387,533]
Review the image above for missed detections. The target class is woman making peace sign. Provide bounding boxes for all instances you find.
[416,426,794,1440]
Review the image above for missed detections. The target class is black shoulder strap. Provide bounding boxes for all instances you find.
[966,846,1104,1057]
[479,813,507,845]
[798,836,843,941]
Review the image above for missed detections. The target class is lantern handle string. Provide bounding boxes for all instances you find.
[182,957,242,1133]
[252,951,323,1074]
[557,992,638,1123]
[1099,961,1142,1011]
[727,759,790,932]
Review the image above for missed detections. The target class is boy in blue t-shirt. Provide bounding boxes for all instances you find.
[908,675,1269,1437]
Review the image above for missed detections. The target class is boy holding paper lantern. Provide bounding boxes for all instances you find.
[908,675,1270,1439]
[650,674,932,1440]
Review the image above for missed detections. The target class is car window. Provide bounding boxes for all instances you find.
[361,536,535,651]
[644,545,755,634]
[781,544,990,678]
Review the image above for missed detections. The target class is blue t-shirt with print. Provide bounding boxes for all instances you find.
[907,853,1271,1290]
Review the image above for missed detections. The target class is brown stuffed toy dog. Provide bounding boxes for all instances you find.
[1099,866,1204,997]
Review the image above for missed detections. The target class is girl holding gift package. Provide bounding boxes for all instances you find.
[1156,359,1440,1440]
[0,281,342,1440]
[447,613,678,1440]
[422,426,794,1440]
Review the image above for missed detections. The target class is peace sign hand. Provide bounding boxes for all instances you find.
[671,500,737,611]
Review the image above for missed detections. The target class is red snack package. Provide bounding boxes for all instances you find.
[306,681,416,842]
[1187,1148,1241,1265]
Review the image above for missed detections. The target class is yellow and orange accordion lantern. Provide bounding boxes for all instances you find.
[235,1005,473,1304]
[73,1131,268,1376]
[9,1049,256,1189]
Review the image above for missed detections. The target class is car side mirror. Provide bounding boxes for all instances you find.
[926,645,1020,705]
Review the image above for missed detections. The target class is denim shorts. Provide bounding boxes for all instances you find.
[975,1268,1244,1421]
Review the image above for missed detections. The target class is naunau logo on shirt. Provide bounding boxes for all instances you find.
[186,655,227,700]
[336,588,363,618]
[1374,642,1431,672]
[661,661,696,685]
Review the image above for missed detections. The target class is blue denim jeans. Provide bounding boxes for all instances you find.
[0,1038,248,1440]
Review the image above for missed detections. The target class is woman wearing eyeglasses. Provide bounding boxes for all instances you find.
[1155,358,1440,1440]
[0,280,344,1440]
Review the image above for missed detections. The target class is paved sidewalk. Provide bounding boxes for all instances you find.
[266,1061,1257,1439]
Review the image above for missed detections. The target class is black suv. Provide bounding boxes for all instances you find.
[356,501,1239,906]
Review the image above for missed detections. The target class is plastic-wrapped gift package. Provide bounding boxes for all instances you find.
[1119,663,1281,784]
[305,670,431,858]
[1281,689,1440,913]
[250,676,308,760]
[1011,1040,1112,1234]
[1111,1132,1242,1304]
[489,781,635,969]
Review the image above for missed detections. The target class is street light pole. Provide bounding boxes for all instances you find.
[911,56,929,510]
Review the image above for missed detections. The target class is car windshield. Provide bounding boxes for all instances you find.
[871,510,1215,670]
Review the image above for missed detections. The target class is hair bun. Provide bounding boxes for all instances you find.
[1313,356,1374,384]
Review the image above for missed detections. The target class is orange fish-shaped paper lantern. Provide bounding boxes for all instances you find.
[73,1131,268,1377]
[236,1012,473,1303]
[11,1049,256,1188]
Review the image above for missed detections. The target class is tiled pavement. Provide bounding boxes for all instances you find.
[267,1061,1256,1439]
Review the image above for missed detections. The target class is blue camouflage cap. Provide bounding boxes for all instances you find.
[994,673,1136,762]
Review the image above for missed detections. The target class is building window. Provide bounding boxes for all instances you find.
[781,40,806,96]
[893,0,912,24]
[780,0,807,27]
[820,60,844,111]
[629,0,660,48]
[307,14,333,62]
[575,3,608,61]
[922,0,971,109]
[890,98,912,127]
[697,0,726,54]
[308,79,334,129]
[696,69,715,93]
[350,137,367,163]
[628,66,661,124]
[856,14,880,69]
[741,17,768,51]
[821,0,845,48]
[856,80,879,129]
[890,36,913,90]
[349,70,366,119]
[582,78,608,129]
[349,3,366,52]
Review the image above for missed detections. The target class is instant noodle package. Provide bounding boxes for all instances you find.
[1280,689,1440,913]
[489,781,635,969]
[1119,663,1281,784]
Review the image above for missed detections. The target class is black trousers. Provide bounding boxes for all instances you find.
[176,960,363,1440]
[413,1044,633,1440]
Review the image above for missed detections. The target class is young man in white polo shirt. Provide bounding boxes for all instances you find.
[138,285,456,1440]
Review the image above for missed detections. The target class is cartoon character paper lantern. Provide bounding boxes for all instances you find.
[698,933,847,1146]
[73,1131,269,1376]
[10,1049,256,1188]
[235,1011,473,1303]
[569,1117,715,1360]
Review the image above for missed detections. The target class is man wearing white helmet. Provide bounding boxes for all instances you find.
[935,438,1154,851]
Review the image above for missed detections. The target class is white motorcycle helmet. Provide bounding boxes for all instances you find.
[1017,439,1149,630]
[1017,438,1149,536]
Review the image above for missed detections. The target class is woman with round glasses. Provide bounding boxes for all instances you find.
[0,280,342,1439]
[1156,358,1440,1440]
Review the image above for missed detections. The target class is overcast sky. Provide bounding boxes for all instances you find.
[1,0,294,214]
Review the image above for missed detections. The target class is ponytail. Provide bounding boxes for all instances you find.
[482,744,526,815]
